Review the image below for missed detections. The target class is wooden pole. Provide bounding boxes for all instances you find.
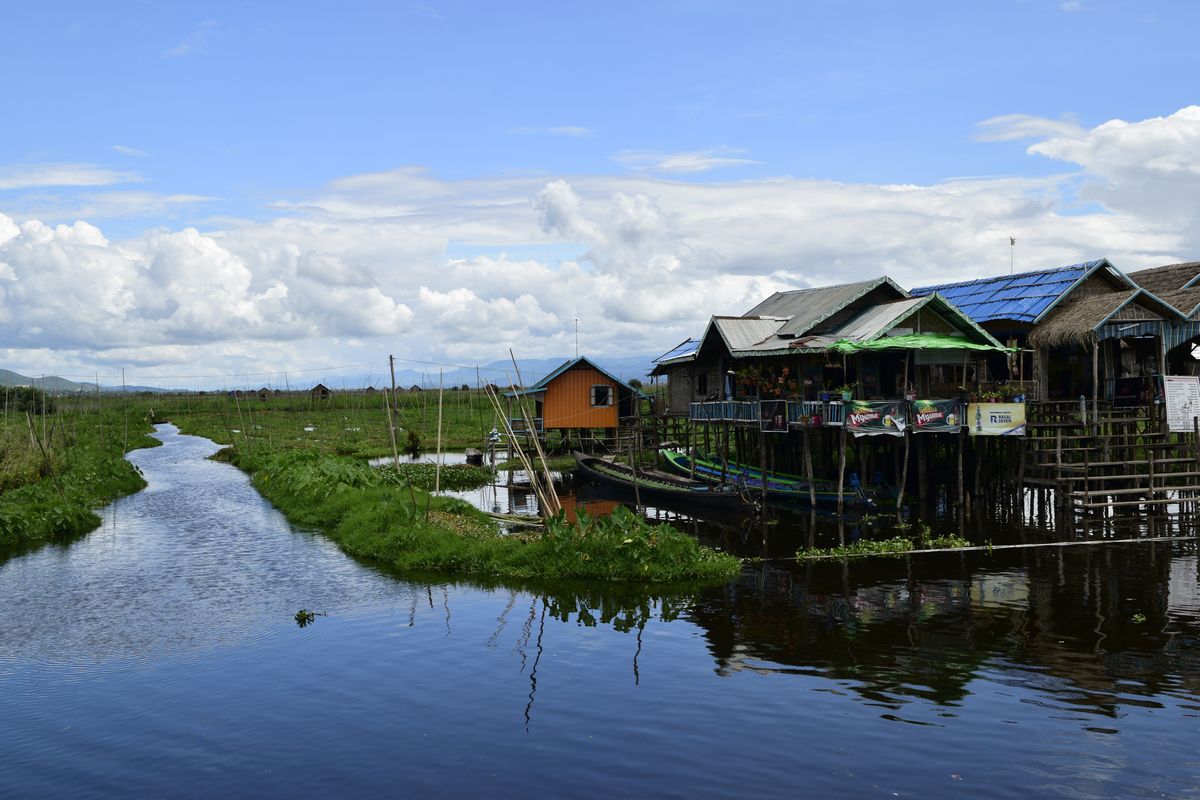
[435,369,444,494]
[802,423,817,508]
[836,424,848,520]
[387,355,401,469]
[897,427,910,523]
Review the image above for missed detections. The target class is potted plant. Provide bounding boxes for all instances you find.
[837,383,856,401]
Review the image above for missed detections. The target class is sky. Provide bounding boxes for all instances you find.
[2,0,1200,388]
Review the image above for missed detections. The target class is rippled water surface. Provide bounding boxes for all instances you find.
[2,425,1200,797]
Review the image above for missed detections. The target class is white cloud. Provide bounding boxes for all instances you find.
[163,19,226,58]
[6,105,1200,383]
[112,145,149,158]
[0,163,141,190]
[613,146,761,173]
[973,113,1085,142]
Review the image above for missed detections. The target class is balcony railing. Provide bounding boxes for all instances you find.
[688,400,844,426]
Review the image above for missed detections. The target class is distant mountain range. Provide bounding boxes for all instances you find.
[0,354,661,394]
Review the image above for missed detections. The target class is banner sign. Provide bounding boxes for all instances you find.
[911,399,962,434]
[846,400,904,437]
[967,402,1026,436]
[759,399,789,433]
[1164,375,1200,433]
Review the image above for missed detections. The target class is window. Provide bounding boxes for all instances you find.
[590,384,613,407]
[697,373,708,397]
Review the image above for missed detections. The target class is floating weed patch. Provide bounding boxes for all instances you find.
[378,462,493,492]
[796,533,972,560]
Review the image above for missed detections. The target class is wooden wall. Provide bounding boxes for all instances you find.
[544,366,619,429]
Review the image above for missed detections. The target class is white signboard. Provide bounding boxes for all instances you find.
[1164,375,1200,433]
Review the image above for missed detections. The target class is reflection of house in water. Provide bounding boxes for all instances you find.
[686,545,1200,709]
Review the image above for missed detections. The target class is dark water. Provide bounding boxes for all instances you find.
[3,425,1200,798]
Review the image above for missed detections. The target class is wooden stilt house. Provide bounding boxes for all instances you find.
[912,259,1151,400]
[505,356,644,442]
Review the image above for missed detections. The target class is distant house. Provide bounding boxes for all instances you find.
[363,386,377,395]
[310,383,333,401]
[257,386,271,400]
[504,356,644,435]
[408,384,423,393]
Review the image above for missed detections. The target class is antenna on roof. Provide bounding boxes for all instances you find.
[574,317,579,358]
[1009,236,1016,274]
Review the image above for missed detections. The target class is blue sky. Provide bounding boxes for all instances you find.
[2,1,1199,386]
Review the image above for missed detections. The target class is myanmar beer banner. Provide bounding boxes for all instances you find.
[845,400,905,437]
[911,399,962,434]
[967,402,1027,436]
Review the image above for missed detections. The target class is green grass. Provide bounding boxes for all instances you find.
[235,446,741,583]
[0,395,157,551]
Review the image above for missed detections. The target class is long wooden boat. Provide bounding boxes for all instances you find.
[659,450,877,509]
[573,453,753,512]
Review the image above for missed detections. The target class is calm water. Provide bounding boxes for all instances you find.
[2,425,1199,798]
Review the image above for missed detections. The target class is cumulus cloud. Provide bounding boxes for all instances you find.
[5,105,1200,383]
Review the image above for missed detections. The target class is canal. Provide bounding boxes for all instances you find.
[2,424,1198,797]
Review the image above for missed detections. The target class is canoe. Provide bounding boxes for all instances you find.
[573,453,754,512]
[659,449,876,509]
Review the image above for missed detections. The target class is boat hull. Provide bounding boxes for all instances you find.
[573,454,753,513]
[659,450,876,509]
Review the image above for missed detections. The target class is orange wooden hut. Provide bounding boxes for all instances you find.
[505,356,644,439]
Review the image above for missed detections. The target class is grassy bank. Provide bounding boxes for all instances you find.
[230,444,740,583]
[0,394,156,550]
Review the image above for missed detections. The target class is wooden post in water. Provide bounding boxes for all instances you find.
[897,426,910,523]
[758,427,769,516]
[802,423,817,509]
[957,426,965,527]
[836,423,848,522]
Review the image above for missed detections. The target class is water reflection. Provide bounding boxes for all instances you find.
[687,544,1200,721]
[3,425,1200,797]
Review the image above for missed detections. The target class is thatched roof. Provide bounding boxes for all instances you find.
[1027,290,1139,348]
[1156,287,1200,318]
[1128,261,1200,295]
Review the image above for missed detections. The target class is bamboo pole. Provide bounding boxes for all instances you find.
[507,351,560,515]
[435,369,444,494]
[897,427,910,523]
[802,423,816,508]
[387,355,400,469]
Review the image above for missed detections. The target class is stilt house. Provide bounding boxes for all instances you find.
[911,259,1181,401]
[506,356,644,438]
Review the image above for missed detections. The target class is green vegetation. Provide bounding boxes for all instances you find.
[378,461,494,491]
[155,388,511,457]
[232,446,740,582]
[796,533,972,560]
[0,389,155,551]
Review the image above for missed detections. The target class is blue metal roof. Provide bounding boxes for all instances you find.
[653,338,699,364]
[911,259,1131,324]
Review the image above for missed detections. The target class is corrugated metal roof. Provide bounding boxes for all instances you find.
[911,259,1132,324]
[711,316,789,352]
[830,297,928,341]
[507,356,644,396]
[744,277,907,337]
